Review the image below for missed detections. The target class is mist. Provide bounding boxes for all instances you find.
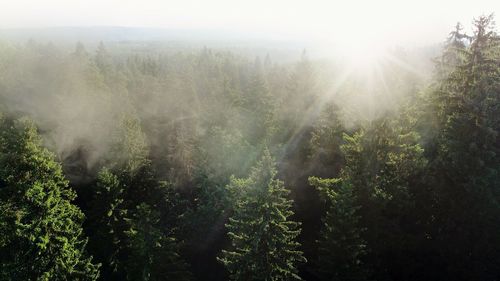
[0,2,499,281]
[0,36,434,180]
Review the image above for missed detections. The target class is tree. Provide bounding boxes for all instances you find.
[280,50,318,136]
[309,103,345,178]
[219,150,306,281]
[124,200,191,281]
[87,115,191,281]
[179,127,259,281]
[345,116,428,280]
[0,116,100,280]
[94,41,112,74]
[422,15,500,280]
[435,22,469,78]
[310,111,427,280]
[309,177,367,281]
[73,41,88,58]
[240,66,275,144]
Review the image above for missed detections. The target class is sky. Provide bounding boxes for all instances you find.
[0,0,499,48]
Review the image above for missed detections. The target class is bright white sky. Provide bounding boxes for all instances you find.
[0,0,499,47]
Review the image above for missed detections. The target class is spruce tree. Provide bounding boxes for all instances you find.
[87,115,191,280]
[342,116,427,280]
[423,15,500,279]
[308,177,366,281]
[0,116,100,280]
[219,149,306,281]
[310,112,427,280]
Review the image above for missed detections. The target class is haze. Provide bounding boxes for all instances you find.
[1,0,500,280]
[2,0,499,47]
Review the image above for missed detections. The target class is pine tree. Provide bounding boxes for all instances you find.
[124,199,191,281]
[240,66,275,144]
[344,116,427,280]
[219,150,306,281]
[309,103,345,178]
[310,111,427,280]
[95,41,112,74]
[87,115,191,280]
[282,50,318,132]
[73,42,88,58]
[179,127,258,281]
[435,22,469,78]
[309,177,366,281]
[0,116,100,280]
[423,15,500,280]
[87,168,126,278]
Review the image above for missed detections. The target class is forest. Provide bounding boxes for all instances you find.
[0,14,499,281]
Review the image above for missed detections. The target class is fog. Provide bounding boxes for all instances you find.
[2,0,499,45]
[0,37,433,182]
[0,0,493,181]
[0,2,499,281]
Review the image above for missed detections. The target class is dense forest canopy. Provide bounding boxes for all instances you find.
[0,14,499,281]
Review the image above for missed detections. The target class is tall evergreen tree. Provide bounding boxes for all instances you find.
[240,67,275,144]
[87,115,191,281]
[422,15,500,280]
[310,112,427,280]
[309,103,345,178]
[344,116,427,280]
[219,150,306,281]
[0,116,100,280]
[308,177,367,281]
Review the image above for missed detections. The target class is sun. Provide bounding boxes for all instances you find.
[336,32,389,72]
[316,14,391,72]
[346,45,386,71]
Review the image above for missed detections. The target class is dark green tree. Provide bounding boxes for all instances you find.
[311,111,427,280]
[422,15,500,280]
[309,177,367,281]
[309,103,345,178]
[87,115,191,281]
[219,150,306,281]
[343,116,427,280]
[240,67,276,144]
[0,116,100,280]
[124,200,191,281]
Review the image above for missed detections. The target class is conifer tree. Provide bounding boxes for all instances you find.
[309,103,345,178]
[423,15,500,279]
[87,115,191,281]
[310,112,427,280]
[219,150,306,281]
[241,67,275,144]
[0,116,100,280]
[308,177,367,281]
[95,41,112,74]
[343,116,427,279]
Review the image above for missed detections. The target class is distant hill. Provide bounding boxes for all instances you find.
[0,26,310,62]
[0,26,441,64]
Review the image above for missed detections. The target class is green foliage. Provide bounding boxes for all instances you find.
[309,111,427,280]
[0,17,498,280]
[219,150,306,281]
[309,177,367,281]
[0,116,99,280]
[87,115,191,281]
[124,202,191,281]
[422,14,500,280]
[343,116,427,278]
[309,103,345,178]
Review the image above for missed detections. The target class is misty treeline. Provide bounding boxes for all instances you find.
[0,15,498,281]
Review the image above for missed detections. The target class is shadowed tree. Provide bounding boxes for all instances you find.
[87,115,191,281]
[422,15,500,280]
[0,115,100,280]
[309,177,367,281]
